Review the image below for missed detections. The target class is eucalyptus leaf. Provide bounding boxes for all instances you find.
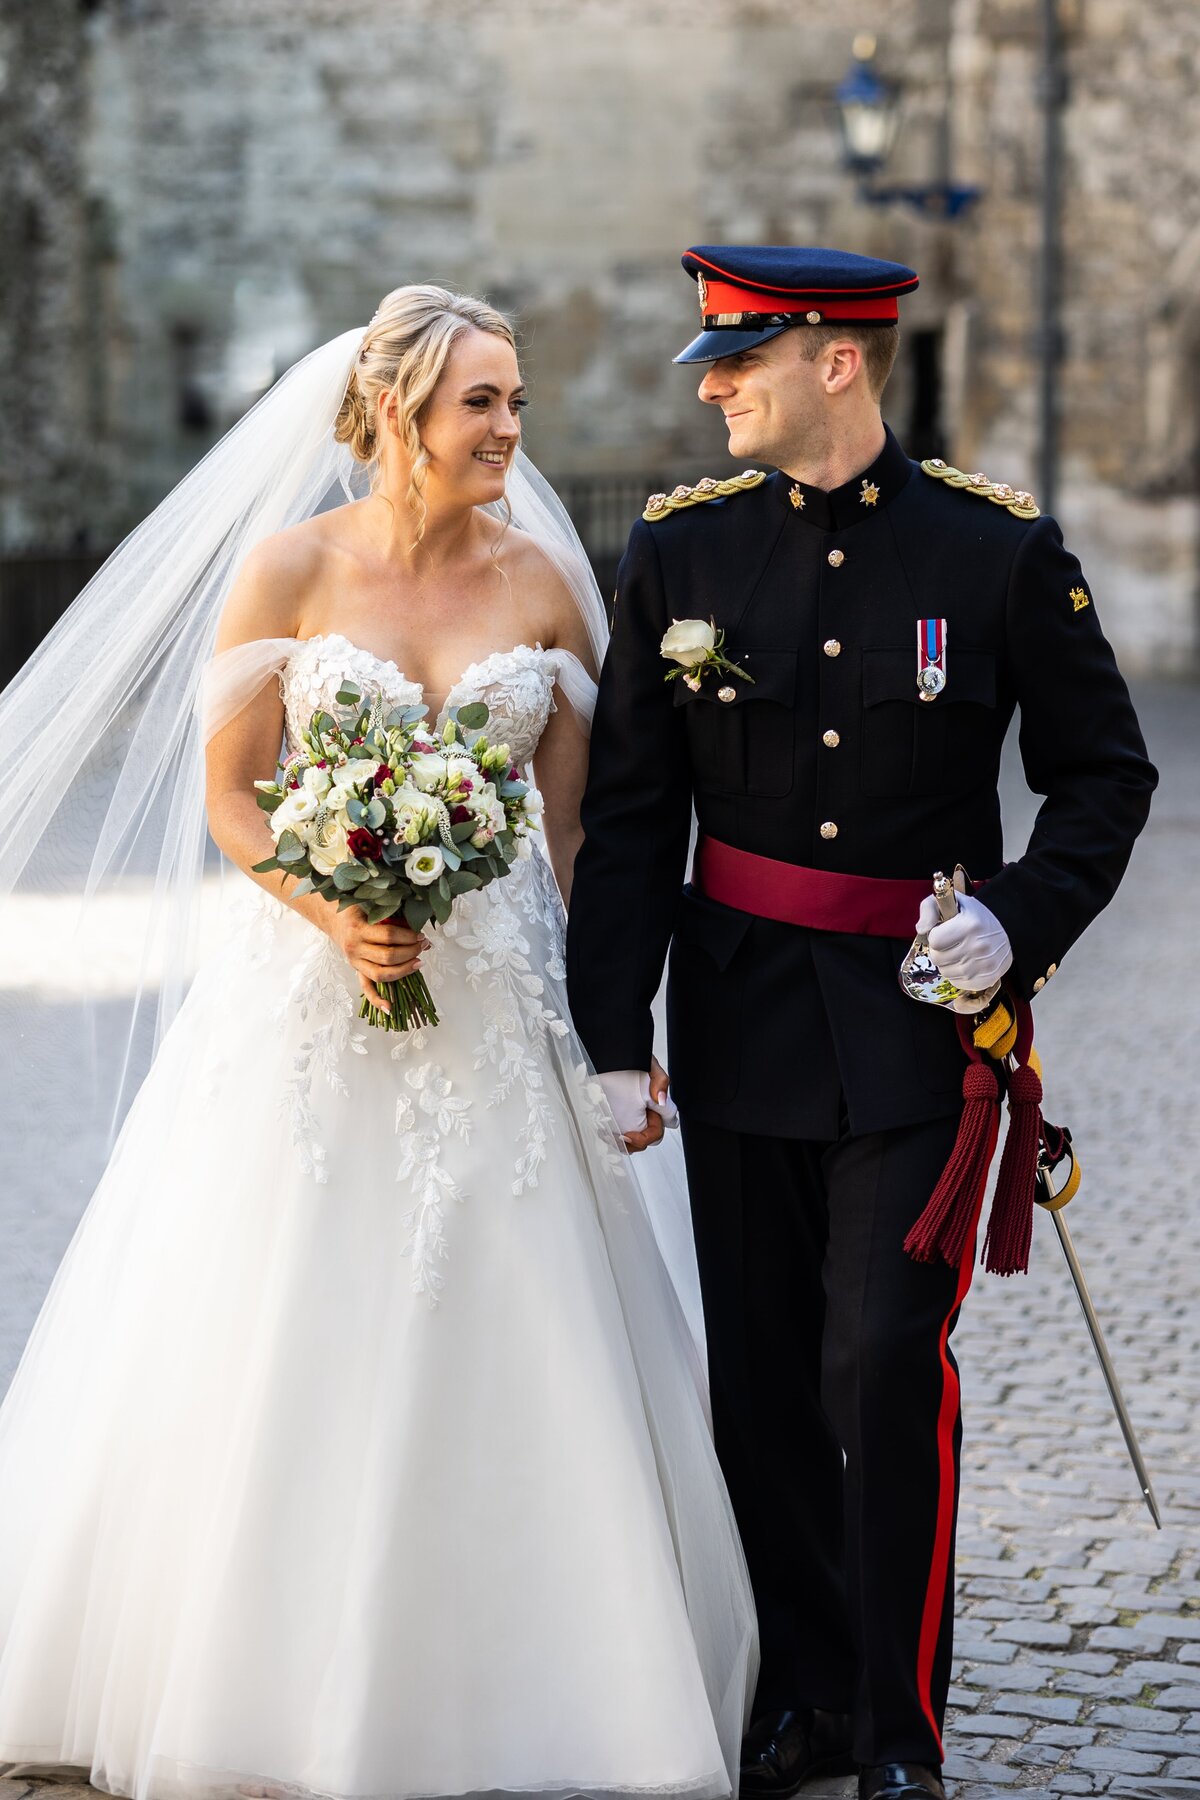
[450,820,477,843]
[346,797,367,826]
[403,894,433,932]
[447,869,483,896]
[440,845,462,872]
[436,873,451,902]
[365,797,387,830]
[455,701,489,730]
[276,832,307,867]
[290,877,315,898]
[251,855,280,874]
[333,860,367,890]
[428,885,452,925]
[335,685,362,707]
[498,779,527,799]
[255,789,283,813]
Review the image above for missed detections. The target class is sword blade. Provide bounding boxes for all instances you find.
[1050,1208,1162,1528]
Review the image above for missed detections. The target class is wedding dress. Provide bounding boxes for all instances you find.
[0,632,756,1800]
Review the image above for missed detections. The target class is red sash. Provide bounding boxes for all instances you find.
[691,834,931,937]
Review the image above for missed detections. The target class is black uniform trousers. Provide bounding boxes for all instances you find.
[680,1106,976,1770]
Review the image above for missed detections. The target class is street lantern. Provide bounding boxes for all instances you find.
[835,35,901,175]
[835,31,980,221]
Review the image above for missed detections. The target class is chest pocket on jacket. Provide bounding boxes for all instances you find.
[861,647,1000,797]
[673,648,796,798]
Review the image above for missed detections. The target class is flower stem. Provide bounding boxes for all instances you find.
[358,971,441,1032]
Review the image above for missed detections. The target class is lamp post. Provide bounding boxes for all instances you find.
[1037,0,1066,516]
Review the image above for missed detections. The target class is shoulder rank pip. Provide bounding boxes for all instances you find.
[920,458,1040,520]
[643,468,767,523]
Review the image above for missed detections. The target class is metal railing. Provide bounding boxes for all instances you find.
[0,475,670,687]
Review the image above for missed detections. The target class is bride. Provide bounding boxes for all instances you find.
[0,286,756,1800]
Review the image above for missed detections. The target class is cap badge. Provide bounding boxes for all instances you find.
[806,310,822,325]
[917,617,947,702]
[789,485,806,511]
[859,479,880,508]
[697,273,708,319]
[1070,585,1090,612]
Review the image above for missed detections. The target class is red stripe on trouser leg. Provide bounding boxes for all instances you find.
[913,1127,994,1757]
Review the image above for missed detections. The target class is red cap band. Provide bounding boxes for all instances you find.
[701,276,899,323]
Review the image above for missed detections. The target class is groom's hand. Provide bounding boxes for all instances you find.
[601,1057,676,1153]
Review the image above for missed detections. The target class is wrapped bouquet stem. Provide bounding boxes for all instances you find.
[252,685,543,1031]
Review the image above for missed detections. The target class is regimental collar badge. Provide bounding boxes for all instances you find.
[860,479,880,508]
[917,617,947,701]
[789,484,806,511]
[1070,585,1090,612]
[697,273,708,319]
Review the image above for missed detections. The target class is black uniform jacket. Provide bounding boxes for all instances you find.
[566,428,1157,1140]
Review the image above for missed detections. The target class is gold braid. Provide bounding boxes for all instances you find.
[643,468,767,522]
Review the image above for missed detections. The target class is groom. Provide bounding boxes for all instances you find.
[566,245,1156,1800]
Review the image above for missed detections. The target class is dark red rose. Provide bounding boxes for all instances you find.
[373,763,392,785]
[509,764,519,781]
[347,827,384,861]
[450,804,472,825]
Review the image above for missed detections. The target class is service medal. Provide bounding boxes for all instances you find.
[916,617,947,702]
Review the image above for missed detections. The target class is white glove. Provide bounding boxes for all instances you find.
[917,890,1013,989]
[597,1069,680,1136]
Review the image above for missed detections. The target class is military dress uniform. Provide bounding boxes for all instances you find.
[565,247,1157,1784]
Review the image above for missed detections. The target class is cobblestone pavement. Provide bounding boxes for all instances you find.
[1,681,1197,1800]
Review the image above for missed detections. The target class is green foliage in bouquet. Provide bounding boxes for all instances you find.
[250,684,541,1031]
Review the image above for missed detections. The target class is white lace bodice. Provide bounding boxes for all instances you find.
[281,633,558,766]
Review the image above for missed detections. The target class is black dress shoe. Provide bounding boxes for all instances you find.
[740,1707,855,1798]
[857,1764,945,1800]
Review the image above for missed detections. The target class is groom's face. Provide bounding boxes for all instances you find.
[696,329,829,466]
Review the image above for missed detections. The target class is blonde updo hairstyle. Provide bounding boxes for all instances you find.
[335,284,518,545]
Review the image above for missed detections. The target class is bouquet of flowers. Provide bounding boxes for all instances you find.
[252,682,543,1031]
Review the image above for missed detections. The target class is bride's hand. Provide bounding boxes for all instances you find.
[623,1056,672,1154]
[324,906,430,1011]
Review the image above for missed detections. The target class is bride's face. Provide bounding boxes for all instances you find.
[414,329,526,508]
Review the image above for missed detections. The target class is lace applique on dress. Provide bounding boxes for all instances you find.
[440,643,556,767]
[270,634,580,1272]
[276,936,368,1183]
[280,633,423,756]
[394,1063,474,1306]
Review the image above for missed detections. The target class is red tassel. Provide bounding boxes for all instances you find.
[983,1059,1043,1276]
[904,1059,1001,1267]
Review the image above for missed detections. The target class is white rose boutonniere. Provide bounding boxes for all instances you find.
[659,617,755,693]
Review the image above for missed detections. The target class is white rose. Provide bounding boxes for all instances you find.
[405,845,445,887]
[409,752,449,793]
[270,788,319,839]
[309,815,350,876]
[331,758,376,795]
[660,617,716,669]
[302,764,333,799]
[522,786,545,817]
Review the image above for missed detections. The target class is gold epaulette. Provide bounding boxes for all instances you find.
[643,468,767,523]
[920,458,1040,521]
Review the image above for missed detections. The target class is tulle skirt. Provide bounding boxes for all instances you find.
[0,860,756,1800]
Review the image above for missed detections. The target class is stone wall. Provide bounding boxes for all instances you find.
[1,0,1197,669]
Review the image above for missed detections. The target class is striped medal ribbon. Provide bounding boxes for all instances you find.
[917,617,947,702]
